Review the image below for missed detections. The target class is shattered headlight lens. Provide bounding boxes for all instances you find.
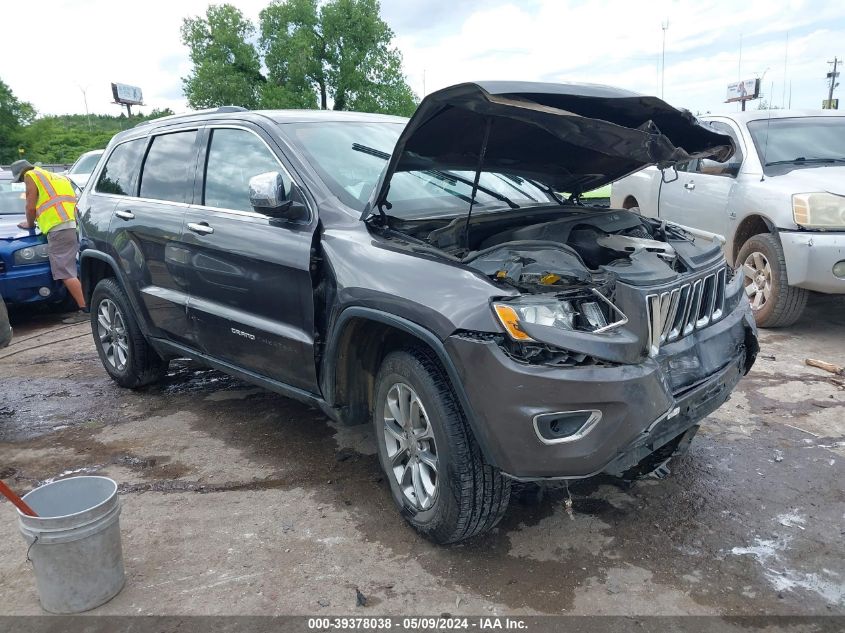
[14,243,50,265]
[792,193,845,229]
[493,291,626,342]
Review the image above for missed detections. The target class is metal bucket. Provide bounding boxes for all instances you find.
[17,476,125,613]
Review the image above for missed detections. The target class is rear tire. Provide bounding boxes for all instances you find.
[373,348,511,544]
[736,233,808,328]
[90,278,167,388]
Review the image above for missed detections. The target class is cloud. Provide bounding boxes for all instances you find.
[1,0,841,119]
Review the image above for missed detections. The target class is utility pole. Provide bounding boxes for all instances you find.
[827,57,840,109]
[77,84,92,132]
[781,31,789,108]
[661,20,669,99]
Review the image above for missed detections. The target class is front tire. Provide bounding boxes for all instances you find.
[373,348,511,544]
[736,233,808,328]
[90,278,167,388]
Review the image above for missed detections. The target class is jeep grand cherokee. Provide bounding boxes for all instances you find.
[77,82,758,544]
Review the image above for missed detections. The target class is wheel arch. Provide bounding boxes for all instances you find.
[80,250,151,337]
[731,214,776,265]
[80,250,118,304]
[322,307,498,467]
[622,195,640,210]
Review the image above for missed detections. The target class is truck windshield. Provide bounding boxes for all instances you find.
[747,117,845,168]
[69,152,102,174]
[284,121,558,219]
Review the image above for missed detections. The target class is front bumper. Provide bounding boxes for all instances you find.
[0,262,66,305]
[780,230,845,293]
[445,301,757,479]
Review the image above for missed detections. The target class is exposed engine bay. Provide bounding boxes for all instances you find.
[386,207,722,291]
[377,206,725,344]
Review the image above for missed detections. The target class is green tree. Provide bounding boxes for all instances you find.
[260,0,416,115]
[180,1,417,116]
[0,78,36,164]
[181,4,265,109]
[319,0,416,115]
[18,110,174,164]
[259,0,322,109]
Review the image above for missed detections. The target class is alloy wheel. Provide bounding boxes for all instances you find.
[382,382,439,510]
[96,298,129,371]
[742,251,772,311]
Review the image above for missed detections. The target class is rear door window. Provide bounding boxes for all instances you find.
[139,130,199,203]
[203,128,284,212]
[95,139,145,196]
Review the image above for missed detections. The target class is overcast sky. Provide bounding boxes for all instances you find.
[2,0,843,119]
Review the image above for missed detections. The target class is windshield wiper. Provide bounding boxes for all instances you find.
[766,157,845,166]
[351,143,520,210]
[352,143,391,160]
[424,170,520,209]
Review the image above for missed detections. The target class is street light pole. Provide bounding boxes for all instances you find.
[77,84,92,132]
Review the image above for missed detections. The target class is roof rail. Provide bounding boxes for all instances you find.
[133,105,250,128]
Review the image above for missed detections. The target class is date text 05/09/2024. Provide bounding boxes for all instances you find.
[307,616,528,630]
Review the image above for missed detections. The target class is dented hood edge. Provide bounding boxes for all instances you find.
[362,81,734,220]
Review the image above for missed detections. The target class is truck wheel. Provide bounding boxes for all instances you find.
[373,348,511,544]
[90,278,167,388]
[736,233,808,327]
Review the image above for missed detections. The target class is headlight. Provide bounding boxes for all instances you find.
[14,243,50,265]
[493,290,627,342]
[792,193,845,229]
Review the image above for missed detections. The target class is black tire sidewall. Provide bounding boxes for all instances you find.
[373,352,462,530]
[736,233,802,327]
[90,279,140,386]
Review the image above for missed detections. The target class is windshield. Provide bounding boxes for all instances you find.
[0,180,26,215]
[285,121,558,219]
[69,152,102,174]
[747,117,845,168]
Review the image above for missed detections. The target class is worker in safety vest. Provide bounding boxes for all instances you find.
[11,160,88,323]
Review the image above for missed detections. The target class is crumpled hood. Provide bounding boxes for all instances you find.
[767,165,845,196]
[0,215,41,241]
[364,81,734,217]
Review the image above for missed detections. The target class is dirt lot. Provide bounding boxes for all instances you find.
[1,296,844,616]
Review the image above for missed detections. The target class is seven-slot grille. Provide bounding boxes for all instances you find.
[646,267,727,356]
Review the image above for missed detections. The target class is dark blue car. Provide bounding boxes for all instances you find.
[0,169,67,306]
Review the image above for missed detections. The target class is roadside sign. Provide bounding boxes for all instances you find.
[111,83,144,106]
[822,99,839,109]
[726,78,760,103]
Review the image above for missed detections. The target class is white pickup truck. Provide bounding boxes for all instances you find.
[611,110,845,327]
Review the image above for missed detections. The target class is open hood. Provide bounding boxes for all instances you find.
[363,81,734,218]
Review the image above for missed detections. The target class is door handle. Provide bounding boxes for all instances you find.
[684,182,696,191]
[187,222,214,235]
[115,210,135,220]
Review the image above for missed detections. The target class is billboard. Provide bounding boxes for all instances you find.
[822,99,839,110]
[726,79,760,103]
[111,83,144,105]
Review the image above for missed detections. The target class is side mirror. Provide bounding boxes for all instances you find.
[248,171,308,222]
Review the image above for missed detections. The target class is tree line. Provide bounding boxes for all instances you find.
[181,0,417,115]
[2,0,416,165]
[1,78,173,165]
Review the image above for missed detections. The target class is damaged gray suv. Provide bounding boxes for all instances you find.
[77,82,758,544]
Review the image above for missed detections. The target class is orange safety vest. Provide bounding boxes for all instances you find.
[25,167,77,234]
